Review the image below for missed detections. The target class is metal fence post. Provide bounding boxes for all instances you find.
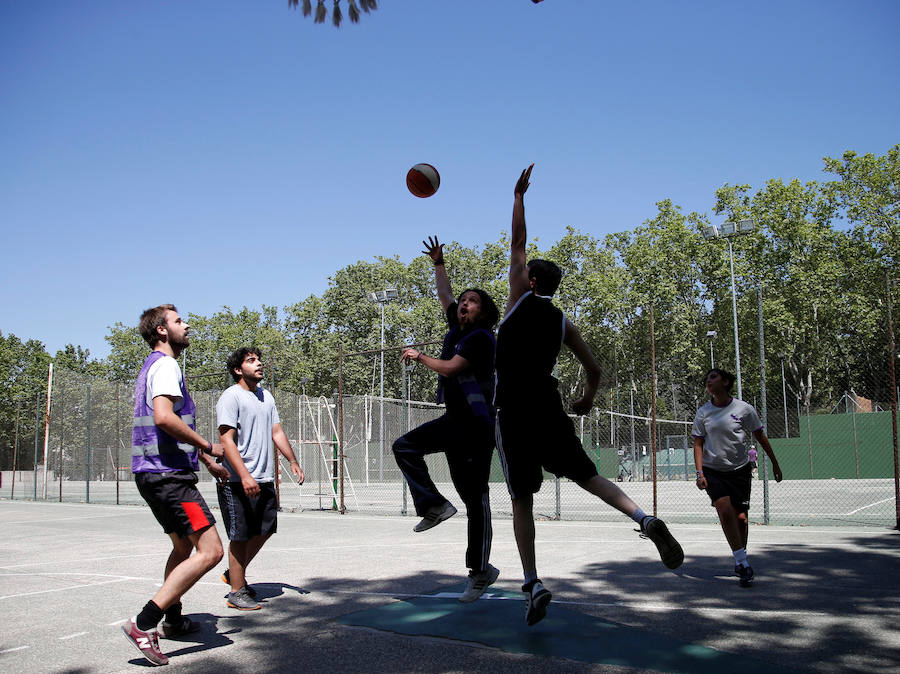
[758,285,770,524]
[86,384,91,504]
[34,392,40,500]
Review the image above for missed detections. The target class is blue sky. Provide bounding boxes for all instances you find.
[2,0,898,359]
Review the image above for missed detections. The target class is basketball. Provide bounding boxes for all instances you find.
[406,163,440,198]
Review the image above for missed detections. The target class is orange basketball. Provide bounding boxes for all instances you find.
[406,163,440,198]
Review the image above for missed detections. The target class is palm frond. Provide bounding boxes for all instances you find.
[291,0,375,27]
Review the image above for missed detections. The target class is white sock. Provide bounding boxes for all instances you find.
[631,508,648,524]
[733,548,748,566]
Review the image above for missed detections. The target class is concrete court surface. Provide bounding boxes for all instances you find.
[0,499,898,673]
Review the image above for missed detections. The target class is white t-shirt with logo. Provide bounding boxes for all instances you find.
[692,398,763,472]
[216,384,281,482]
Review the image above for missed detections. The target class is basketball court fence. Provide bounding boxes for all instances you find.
[3,366,898,528]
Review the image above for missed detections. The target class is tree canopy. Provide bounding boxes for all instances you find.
[2,144,897,469]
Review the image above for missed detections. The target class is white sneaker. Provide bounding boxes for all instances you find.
[413,502,457,532]
[459,564,500,603]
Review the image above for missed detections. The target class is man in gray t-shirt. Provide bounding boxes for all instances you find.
[215,347,304,610]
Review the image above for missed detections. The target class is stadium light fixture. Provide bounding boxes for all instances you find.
[706,330,717,368]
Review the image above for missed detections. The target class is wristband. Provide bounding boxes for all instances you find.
[203,441,212,455]
[415,352,422,362]
[695,470,703,478]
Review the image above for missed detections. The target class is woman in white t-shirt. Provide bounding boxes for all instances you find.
[692,368,783,587]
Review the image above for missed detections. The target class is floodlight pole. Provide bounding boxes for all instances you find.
[706,330,717,368]
[703,219,756,401]
[368,289,398,482]
[727,237,743,400]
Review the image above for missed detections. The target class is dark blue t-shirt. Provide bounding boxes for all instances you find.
[436,303,496,421]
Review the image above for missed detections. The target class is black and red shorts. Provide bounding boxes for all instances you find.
[703,464,753,514]
[135,470,216,537]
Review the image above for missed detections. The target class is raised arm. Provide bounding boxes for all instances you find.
[507,164,534,316]
[562,318,600,415]
[422,236,454,312]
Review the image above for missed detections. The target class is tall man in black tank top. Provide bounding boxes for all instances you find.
[393,236,500,603]
[496,165,684,626]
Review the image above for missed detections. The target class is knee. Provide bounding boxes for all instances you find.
[197,534,224,569]
[391,436,407,455]
[737,511,749,525]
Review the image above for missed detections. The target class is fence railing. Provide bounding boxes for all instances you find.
[4,371,898,528]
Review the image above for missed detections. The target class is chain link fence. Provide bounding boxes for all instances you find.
[5,365,896,529]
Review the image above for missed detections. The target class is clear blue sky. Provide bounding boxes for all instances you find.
[2,0,898,359]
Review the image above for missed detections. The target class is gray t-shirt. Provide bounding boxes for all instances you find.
[692,397,763,472]
[216,384,281,482]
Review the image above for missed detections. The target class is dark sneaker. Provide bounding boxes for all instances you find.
[222,569,257,599]
[227,587,262,611]
[459,564,500,603]
[122,617,168,666]
[737,564,754,588]
[413,502,458,532]
[523,580,552,626]
[641,516,684,570]
[160,616,201,639]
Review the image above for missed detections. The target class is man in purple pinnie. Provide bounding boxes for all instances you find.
[122,304,228,666]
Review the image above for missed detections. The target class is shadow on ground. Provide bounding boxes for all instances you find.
[166,531,900,673]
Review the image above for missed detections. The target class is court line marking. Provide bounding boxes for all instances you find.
[59,631,88,640]
[845,497,895,515]
[0,577,138,601]
[323,588,829,616]
[0,552,163,570]
[0,646,30,654]
[2,513,138,525]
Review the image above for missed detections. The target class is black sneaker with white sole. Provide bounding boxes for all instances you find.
[523,579,552,626]
[413,502,458,532]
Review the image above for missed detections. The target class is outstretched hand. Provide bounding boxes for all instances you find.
[515,164,534,198]
[422,236,444,264]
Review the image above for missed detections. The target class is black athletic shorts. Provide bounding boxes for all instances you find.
[496,399,598,500]
[135,471,216,538]
[217,481,278,541]
[703,464,752,514]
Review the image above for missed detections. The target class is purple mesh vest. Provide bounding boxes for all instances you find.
[132,351,199,473]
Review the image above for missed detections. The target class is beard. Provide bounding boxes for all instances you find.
[170,333,190,351]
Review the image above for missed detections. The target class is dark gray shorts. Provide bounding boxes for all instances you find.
[217,481,278,541]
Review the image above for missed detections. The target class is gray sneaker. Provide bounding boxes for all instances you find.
[459,564,500,603]
[221,569,257,599]
[413,502,458,532]
[226,587,261,611]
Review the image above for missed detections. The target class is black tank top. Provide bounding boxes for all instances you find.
[495,292,565,407]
